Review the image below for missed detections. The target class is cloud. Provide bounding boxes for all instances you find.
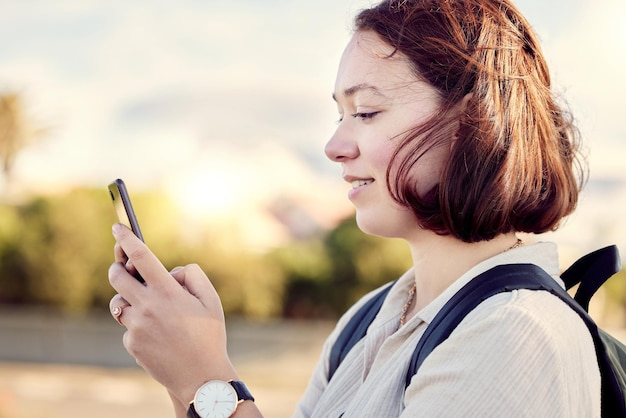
[2,0,354,191]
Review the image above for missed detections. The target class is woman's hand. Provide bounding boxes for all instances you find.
[108,223,238,406]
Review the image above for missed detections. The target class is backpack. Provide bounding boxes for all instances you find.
[328,245,626,417]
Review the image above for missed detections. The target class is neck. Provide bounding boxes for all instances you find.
[406,231,519,314]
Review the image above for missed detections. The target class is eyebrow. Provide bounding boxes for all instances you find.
[332,83,388,102]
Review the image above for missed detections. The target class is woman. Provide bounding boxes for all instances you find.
[109,0,600,416]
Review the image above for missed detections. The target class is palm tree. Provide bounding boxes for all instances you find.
[0,92,47,197]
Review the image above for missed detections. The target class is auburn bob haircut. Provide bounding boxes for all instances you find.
[355,0,586,242]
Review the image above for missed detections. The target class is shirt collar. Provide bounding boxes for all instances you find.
[414,241,561,325]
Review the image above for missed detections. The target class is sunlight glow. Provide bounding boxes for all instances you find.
[165,161,244,221]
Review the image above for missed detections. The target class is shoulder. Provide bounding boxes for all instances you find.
[458,289,599,378]
[405,288,601,416]
[456,288,597,369]
[465,287,585,336]
[450,288,598,369]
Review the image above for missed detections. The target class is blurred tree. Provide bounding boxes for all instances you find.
[602,269,626,327]
[4,186,621,322]
[124,193,287,318]
[0,92,48,195]
[0,204,28,303]
[324,216,412,313]
[277,216,412,318]
[0,186,288,316]
[271,238,333,318]
[13,189,115,312]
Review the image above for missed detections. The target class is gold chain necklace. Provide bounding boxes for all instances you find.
[399,238,523,327]
[504,238,524,252]
[399,282,417,327]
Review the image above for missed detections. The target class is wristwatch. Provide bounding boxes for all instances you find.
[187,380,254,418]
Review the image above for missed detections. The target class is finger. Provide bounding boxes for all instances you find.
[109,294,131,326]
[170,264,217,306]
[125,259,140,279]
[112,223,171,288]
[114,242,141,282]
[114,242,128,263]
[170,266,184,276]
[168,266,187,289]
[108,261,145,306]
[109,294,130,311]
[121,327,147,371]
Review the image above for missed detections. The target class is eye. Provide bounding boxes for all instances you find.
[351,111,380,121]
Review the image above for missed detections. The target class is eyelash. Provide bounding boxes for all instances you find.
[352,112,379,120]
[337,111,380,124]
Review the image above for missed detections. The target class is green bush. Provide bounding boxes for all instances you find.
[2,186,622,321]
[274,216,412,318]
[0,187,288,317]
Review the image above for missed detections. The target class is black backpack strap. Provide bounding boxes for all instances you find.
[328,281,396,381]
[406,264,555,384]
[560,245,621,311]
[405,263,626,417]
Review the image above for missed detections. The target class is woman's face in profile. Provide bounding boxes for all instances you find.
[326,30,449,239]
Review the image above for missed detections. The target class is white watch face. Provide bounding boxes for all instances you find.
[194,380,238,418]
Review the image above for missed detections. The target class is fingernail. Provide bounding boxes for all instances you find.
[112,223,123,237]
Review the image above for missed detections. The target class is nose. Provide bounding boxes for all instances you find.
[324,123,359,162]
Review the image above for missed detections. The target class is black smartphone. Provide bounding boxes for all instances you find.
[108,178,145,282]
[108,178,144,242]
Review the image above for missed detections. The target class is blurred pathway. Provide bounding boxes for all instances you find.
[0,307,334,418]
[2,306,624,418]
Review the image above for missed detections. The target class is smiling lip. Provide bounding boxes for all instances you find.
[351,179,374,189]
[345,177,375,200]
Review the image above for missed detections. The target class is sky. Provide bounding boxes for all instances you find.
[1,0,625,254]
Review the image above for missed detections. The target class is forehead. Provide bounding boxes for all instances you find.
[334,30,419,99]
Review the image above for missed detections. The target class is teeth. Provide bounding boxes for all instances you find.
[351,179,373,188]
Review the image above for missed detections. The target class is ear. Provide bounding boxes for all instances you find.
[447,93,473,149]
[457,92,473,115]
[444,93,473,125]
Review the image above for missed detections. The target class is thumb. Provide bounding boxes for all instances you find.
[170,264,220,307]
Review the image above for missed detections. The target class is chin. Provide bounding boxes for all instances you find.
[355,209,416,239]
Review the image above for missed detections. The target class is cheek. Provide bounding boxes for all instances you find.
[416,146,449,191]
[372,144,396,176]
[395,142,450,198]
